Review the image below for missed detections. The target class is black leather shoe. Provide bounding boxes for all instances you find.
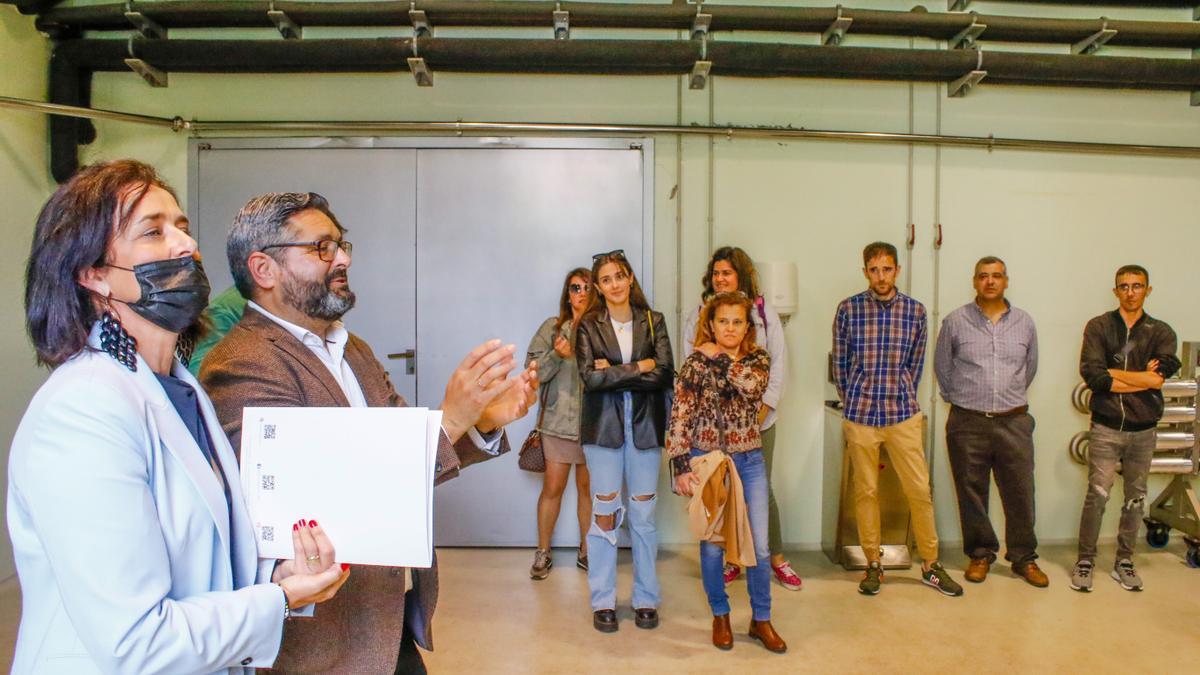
[634,608,659,629]
[593,609,618,633]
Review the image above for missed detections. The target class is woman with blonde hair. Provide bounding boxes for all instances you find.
[670,291,786,653]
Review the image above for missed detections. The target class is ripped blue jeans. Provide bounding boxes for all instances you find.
[581,392,661,611]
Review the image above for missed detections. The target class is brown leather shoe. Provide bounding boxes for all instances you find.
[748,620,787,653]
[964,557,990,583]
[711,614,733,650]
[1014,561,1050,588]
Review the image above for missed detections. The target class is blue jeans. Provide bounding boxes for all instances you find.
[693,448,771,621]
[582,392,661,611]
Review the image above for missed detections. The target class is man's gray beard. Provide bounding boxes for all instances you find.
[282,271,356,321]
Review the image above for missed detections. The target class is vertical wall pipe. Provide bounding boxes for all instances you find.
[706,74,715,257]
[927,54,945,474]
[674,38,685,351]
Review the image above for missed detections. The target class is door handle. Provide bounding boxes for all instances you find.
[386,349,416,375]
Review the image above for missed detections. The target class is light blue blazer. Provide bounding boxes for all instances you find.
[7,327,284,674]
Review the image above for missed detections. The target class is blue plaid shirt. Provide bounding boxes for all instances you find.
[833,290,928,427]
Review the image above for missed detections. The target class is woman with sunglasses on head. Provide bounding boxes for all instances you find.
[9,160,349,673]
[575,250,674,634]
[670,292,787,653]
[525,268,594,579]
[682,246,801,592]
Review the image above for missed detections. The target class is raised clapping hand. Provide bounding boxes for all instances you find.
[441,339,538,441]
[674,471,701,497]
[477,360,538,433]
[272,518,351,608]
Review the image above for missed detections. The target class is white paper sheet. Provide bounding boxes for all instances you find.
[239,406,442,568]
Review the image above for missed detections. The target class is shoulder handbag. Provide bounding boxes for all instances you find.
[518,385,549,473]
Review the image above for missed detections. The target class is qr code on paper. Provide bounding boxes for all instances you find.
[263,424,276,440]
[261,525,275,542]
[261,475,276,491]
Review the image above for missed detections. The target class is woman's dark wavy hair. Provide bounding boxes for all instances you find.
[25,159,194,368]
[701,246,760,301]
[585,252,651,317]
[555,267,592,334]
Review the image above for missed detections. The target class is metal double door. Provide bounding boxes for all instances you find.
[190,138,652,546]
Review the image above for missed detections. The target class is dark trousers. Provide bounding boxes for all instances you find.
[945,406,1038,566]
[394,622,427,675]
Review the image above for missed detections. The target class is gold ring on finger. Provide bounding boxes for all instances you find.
[306,554,321,562]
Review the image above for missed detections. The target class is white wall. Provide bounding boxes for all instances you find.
[0,6,53,578]
[7,1,1200,553]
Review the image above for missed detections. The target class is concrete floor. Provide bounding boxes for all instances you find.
[3,543,1198,673]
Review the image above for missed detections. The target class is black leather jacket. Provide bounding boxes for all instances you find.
[1080,309,1179,432]
[576,307,675,449]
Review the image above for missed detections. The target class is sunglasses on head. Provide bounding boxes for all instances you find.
[592,249,626,263]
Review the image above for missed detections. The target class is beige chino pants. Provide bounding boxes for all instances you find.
[842,412,939,563]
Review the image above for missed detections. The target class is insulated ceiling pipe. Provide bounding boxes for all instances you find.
[5,0,63,15]
[24,2,1200,50]
[51,37,1200,87]
[44,36,1200,179]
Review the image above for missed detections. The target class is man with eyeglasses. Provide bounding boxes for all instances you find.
[200,191,536,673]
[1071,264,1179,593]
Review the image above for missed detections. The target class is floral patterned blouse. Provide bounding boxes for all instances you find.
[666,348,770,476]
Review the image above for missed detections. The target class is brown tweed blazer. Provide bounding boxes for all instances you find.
[200,306,508,673]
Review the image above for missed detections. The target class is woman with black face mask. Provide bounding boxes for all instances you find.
[9,160,350,673]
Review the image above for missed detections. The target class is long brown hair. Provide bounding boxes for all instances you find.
[701,246,761,302]
[555,267,592,333]
[586,251,651,317]
[695,292,757,356]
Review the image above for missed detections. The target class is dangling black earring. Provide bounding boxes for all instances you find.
[175,331,195,369]
[99,309,138,372]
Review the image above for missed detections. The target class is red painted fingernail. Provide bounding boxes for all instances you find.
[308,520,318,528]
[341,563,350,571]
[297,519,306,528]
[293,523,299,531]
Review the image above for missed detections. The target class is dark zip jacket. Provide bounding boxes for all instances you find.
[1079,309,1179,432]
[576,307,675,449]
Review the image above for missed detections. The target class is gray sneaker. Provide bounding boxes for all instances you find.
[1111,558,1143,591]
[1069,560,1094,592]
[530,549,552,580]
[921,562,964,597]
[858,561,883,595]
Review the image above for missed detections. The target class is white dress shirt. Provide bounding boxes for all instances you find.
[247,302,499,450]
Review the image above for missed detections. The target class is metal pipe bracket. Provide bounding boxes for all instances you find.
[950,17,986,50]
[948,49,985,98]
[1072,21,1116,55]
[268,2,302,40]
[410,7,431,38]
[823,7,853,47]
[125,37,167,87]
[690,60,711,90]
[124,2,165,40]
[553,7,569,40]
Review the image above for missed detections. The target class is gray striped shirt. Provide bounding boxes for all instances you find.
[935,300,1038,413]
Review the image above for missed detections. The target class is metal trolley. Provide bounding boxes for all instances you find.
[1069,341,1200,568]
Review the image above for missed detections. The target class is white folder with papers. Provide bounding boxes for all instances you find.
[239,406,442,568]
